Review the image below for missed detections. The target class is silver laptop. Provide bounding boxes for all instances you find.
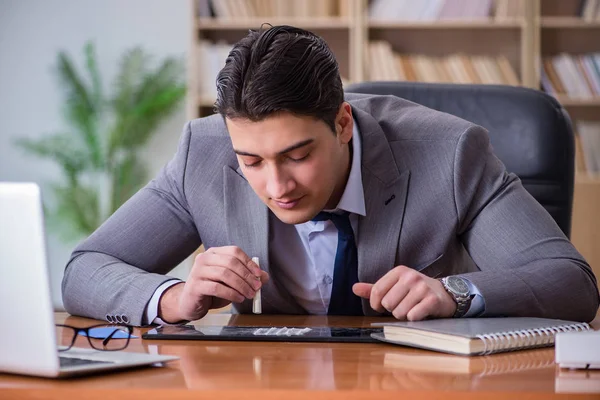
[0,182,178,378]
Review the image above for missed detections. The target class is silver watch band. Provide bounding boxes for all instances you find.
[452,295,471,318]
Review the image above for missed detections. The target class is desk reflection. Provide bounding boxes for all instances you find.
[0,365,184,388]
[158,341,366,390]
[369,347,557,392]
[152,338,558,392]
[555,369,600,394]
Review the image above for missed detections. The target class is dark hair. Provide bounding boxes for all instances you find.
[214,25,344,132]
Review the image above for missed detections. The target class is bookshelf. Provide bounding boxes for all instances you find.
[556,96,600,107]
[189,0,600,280]
[540,0,600,281]
[542,17,600,28]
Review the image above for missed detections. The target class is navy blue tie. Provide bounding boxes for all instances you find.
[312,211,363,315]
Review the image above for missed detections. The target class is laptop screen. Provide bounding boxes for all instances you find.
[0,182,60,376]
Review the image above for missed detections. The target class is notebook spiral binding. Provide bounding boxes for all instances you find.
[475,322,590,355]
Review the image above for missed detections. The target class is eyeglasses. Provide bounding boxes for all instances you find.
[55,324,134,351]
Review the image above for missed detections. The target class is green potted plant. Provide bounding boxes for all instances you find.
[15,41,186,241]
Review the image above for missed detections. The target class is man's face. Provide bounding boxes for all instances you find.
[227,103,354,225]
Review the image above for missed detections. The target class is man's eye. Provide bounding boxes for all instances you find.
[289,153,310,162]
[244,160,262,168]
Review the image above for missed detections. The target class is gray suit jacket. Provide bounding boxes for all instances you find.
[62,93,600,325]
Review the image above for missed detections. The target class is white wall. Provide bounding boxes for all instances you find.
[0,0,192,308]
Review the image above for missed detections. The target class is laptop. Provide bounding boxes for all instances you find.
[0,182,178,378]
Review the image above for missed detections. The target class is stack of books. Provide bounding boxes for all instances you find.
[542,53,600,99]
[196,0,349,19]
[366,42,520,86]
[368,0,523,21]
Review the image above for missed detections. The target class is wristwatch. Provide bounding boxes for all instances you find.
[439,276,472,318]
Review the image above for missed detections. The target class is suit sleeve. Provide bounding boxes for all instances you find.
[453,125,599,322]
[62,122,202,326]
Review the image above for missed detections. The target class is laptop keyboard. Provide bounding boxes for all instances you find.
[59,356,114,368]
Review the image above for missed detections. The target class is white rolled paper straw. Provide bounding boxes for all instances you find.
[252,257,262,314]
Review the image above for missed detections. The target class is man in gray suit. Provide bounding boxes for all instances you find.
[62,26,599,326]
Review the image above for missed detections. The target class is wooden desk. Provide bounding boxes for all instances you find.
[1,312,599,399]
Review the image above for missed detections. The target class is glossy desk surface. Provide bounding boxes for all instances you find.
[1,312,599,399]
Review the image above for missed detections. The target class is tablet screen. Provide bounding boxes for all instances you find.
[142,325,383,343]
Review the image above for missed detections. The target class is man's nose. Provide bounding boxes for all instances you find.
[266,166,294,199]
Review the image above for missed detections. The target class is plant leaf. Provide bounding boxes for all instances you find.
[109,54,186,154]
[56,48,102,168]
[84,41,103,113]
[14,42,185,241]
[14,134,92,180]
[49,181,100,239]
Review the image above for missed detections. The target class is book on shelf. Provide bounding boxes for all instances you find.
[368,0,521,22]
[577,121,600,176]
[494,0,523,21]
[542,53,600,99]
[381,347,555,375]
[371,317,590,356]
[197,0,212,17]
[197,0,344,19]
[575,134,588,176]
[496,55,520,85]
[579,0,600,22]
[365,42,520,86]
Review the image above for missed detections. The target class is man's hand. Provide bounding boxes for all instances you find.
[158,246,269,323]
[352,265,457,321]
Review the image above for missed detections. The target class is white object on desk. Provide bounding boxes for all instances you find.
[252,257,262,314]
[555,330,600,369]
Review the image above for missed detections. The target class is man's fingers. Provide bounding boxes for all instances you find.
[209,246,262,277]
[259,270,270,284]
[197,266,256,299]
[195,280,245,304]
[352,282,373,299]
[406,296,437,321]
[380,280,411,316]
[196,252,261,291]
[387,281,427,320]
[247,257,263,278]
[369,268,403,313]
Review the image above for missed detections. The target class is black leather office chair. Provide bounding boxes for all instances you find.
[346,81,575,238]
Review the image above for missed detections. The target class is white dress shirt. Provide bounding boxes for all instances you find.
[144,120,484,323]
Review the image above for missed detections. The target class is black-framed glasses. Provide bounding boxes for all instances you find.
[55,324,133,352]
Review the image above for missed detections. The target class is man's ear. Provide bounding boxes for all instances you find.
[336,102,353,144]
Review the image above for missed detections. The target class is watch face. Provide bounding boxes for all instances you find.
[447,277,469,295]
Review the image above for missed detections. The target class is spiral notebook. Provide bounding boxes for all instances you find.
[371,318,590,356]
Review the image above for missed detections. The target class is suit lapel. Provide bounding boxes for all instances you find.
[358,170,410,282]
[352,106,410,315]
[223,166,304,314]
